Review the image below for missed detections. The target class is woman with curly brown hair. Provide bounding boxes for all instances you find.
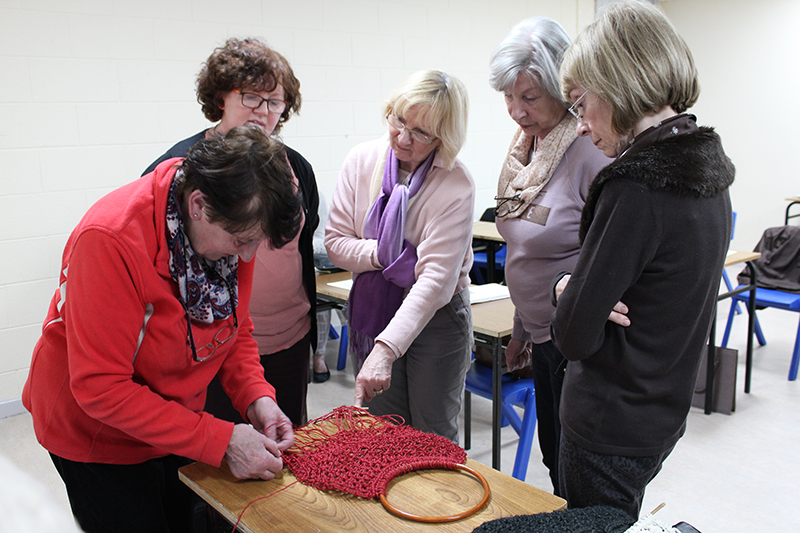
[145,37,321,427]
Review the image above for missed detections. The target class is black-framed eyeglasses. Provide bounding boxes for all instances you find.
[235,89,287,115]
[386,114,436,145]
[184,277,239,362]
[494,193,522,217]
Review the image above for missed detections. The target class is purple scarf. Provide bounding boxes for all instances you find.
[347,147,436,367]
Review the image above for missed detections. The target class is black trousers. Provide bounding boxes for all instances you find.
[558,433,675,520]
[51,453,201,533]
[530,340,565,496]
[205,331,311,426]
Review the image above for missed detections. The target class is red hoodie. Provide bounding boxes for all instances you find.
[23,159,275,467]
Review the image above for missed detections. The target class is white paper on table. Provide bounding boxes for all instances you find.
[329,279,353,290]
[469,283,511,304]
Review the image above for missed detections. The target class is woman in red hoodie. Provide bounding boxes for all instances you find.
[23,126,300,533]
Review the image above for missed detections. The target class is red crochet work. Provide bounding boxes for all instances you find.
[283,406,467,499]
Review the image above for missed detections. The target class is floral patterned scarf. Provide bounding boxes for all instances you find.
[165,171,238,324]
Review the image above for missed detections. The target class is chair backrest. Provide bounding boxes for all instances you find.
[737,225,800,292]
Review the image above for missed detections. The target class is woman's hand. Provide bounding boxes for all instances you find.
[608,301,630,327]
[354,341,397,407]
[554,274,571,302]
[224,397,295,481]
[555,273,630,327]
[505,338,532,372]
[224,424,284,481]
[245,396,295,452]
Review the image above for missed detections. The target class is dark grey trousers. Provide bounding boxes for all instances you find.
[363,288,472,443]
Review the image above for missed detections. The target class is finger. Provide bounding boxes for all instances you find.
[613,301,629,314]
[262,435,281,458]
[275,421,295,451]
[262,421,278,442]
[608,311,631,327]
[354,385,365,407]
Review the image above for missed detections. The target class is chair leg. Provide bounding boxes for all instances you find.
[720,299,739,348]
[721,297,767,348]
[471,265,485,285]
[511,388,537,481]
[328,324,339,340]
[722,270,742,315]
[754,313,767,346]
[789,319,800,381]
[336,325,348,371]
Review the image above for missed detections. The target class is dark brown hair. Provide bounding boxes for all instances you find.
[179,126,302,248]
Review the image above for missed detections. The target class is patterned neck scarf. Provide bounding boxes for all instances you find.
[165,171,238,324]
[496,113,578,218]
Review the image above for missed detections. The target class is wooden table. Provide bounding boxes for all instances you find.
[315,270,351,306]
[472,221,505,283]
[708,250,761,412]
[180,458,565,532]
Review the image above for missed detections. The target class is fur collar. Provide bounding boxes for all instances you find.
[580,127,735,242]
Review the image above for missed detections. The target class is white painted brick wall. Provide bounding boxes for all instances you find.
[4,0,695,403]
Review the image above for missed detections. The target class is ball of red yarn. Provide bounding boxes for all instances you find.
[283,406,467,499]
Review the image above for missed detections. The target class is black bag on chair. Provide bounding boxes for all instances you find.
[692,347,737,415]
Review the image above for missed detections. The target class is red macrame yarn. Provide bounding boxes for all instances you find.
[283,405,467,499]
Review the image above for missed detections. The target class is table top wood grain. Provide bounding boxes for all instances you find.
[472,221,504,243]
[180,458,565,533]
[725,250,760,267]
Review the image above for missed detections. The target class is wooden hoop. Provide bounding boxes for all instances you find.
[379,463,491,523]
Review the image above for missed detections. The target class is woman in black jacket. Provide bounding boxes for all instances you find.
[145,38,320,426]
[551,2,735,519]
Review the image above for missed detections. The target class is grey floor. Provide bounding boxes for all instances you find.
[2,299,798,532]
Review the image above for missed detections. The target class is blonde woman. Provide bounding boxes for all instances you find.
[326,70,474,442]
[552,2,735,518]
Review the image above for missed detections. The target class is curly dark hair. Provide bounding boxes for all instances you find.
[179,126,303,249]
[196,38,302,135]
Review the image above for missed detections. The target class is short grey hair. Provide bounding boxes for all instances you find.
[489,17,571,105]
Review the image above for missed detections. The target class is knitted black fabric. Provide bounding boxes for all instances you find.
[472,505,634,533]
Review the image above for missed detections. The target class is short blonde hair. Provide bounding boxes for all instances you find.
[382,70,469,170]
[560,1,699,135]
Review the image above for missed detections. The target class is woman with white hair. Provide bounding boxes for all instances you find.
[326,70,474,442]
[552,1,734,518]
[488,17,611,494]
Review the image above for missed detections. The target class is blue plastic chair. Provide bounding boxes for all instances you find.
[336,325,348,371]
[721,287,800,381]
[463,361,537,481]
[472,245,507,285]
[722,212,742,315]
[721,212,764,342]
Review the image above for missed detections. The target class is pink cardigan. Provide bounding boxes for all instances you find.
[325,137,475,356]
